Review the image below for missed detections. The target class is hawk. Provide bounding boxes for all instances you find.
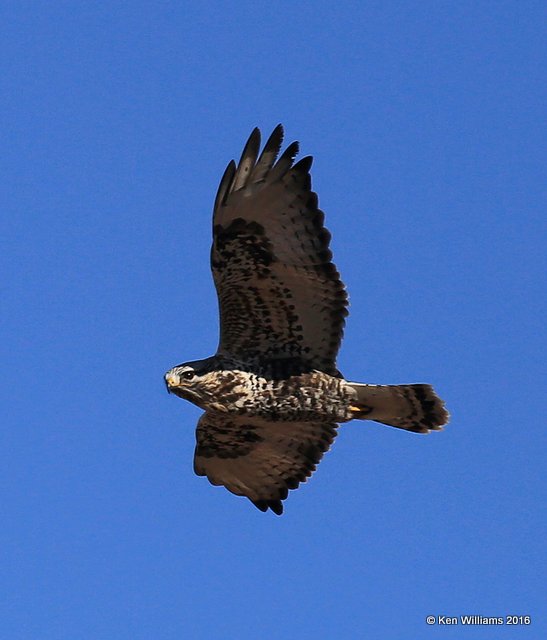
[165,125,449,515]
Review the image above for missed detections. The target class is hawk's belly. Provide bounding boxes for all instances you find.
[208,371,354,422]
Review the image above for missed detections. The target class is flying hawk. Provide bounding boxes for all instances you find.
[165,125,449,515]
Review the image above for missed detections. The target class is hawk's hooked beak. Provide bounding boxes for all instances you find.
[164,372,180,393]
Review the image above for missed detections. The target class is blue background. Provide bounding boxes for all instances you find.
[3,2,545,638]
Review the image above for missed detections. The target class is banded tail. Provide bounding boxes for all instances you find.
[347,383,449,433]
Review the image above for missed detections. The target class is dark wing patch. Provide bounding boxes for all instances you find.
[211,126,348,375]
[194,411,338,515]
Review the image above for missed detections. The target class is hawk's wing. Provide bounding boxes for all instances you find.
[194,411,338,514]
[211,125,348,376]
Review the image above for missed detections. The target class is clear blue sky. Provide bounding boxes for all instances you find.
[2,2,545,638]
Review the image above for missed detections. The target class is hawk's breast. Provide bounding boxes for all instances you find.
[201,370,352,422]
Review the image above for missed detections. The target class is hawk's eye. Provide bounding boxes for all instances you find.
[182,370,195,381]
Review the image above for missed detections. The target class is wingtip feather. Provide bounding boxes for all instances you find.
[214,160,237,210]
[251,498,284,515]
[233,128,261,191]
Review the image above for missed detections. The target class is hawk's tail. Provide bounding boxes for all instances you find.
[347,383,449,433]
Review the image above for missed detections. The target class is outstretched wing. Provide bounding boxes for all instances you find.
[194,411,338,514]
[211,125,348,376]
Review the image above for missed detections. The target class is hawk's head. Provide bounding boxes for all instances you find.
[164,358,219,408]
